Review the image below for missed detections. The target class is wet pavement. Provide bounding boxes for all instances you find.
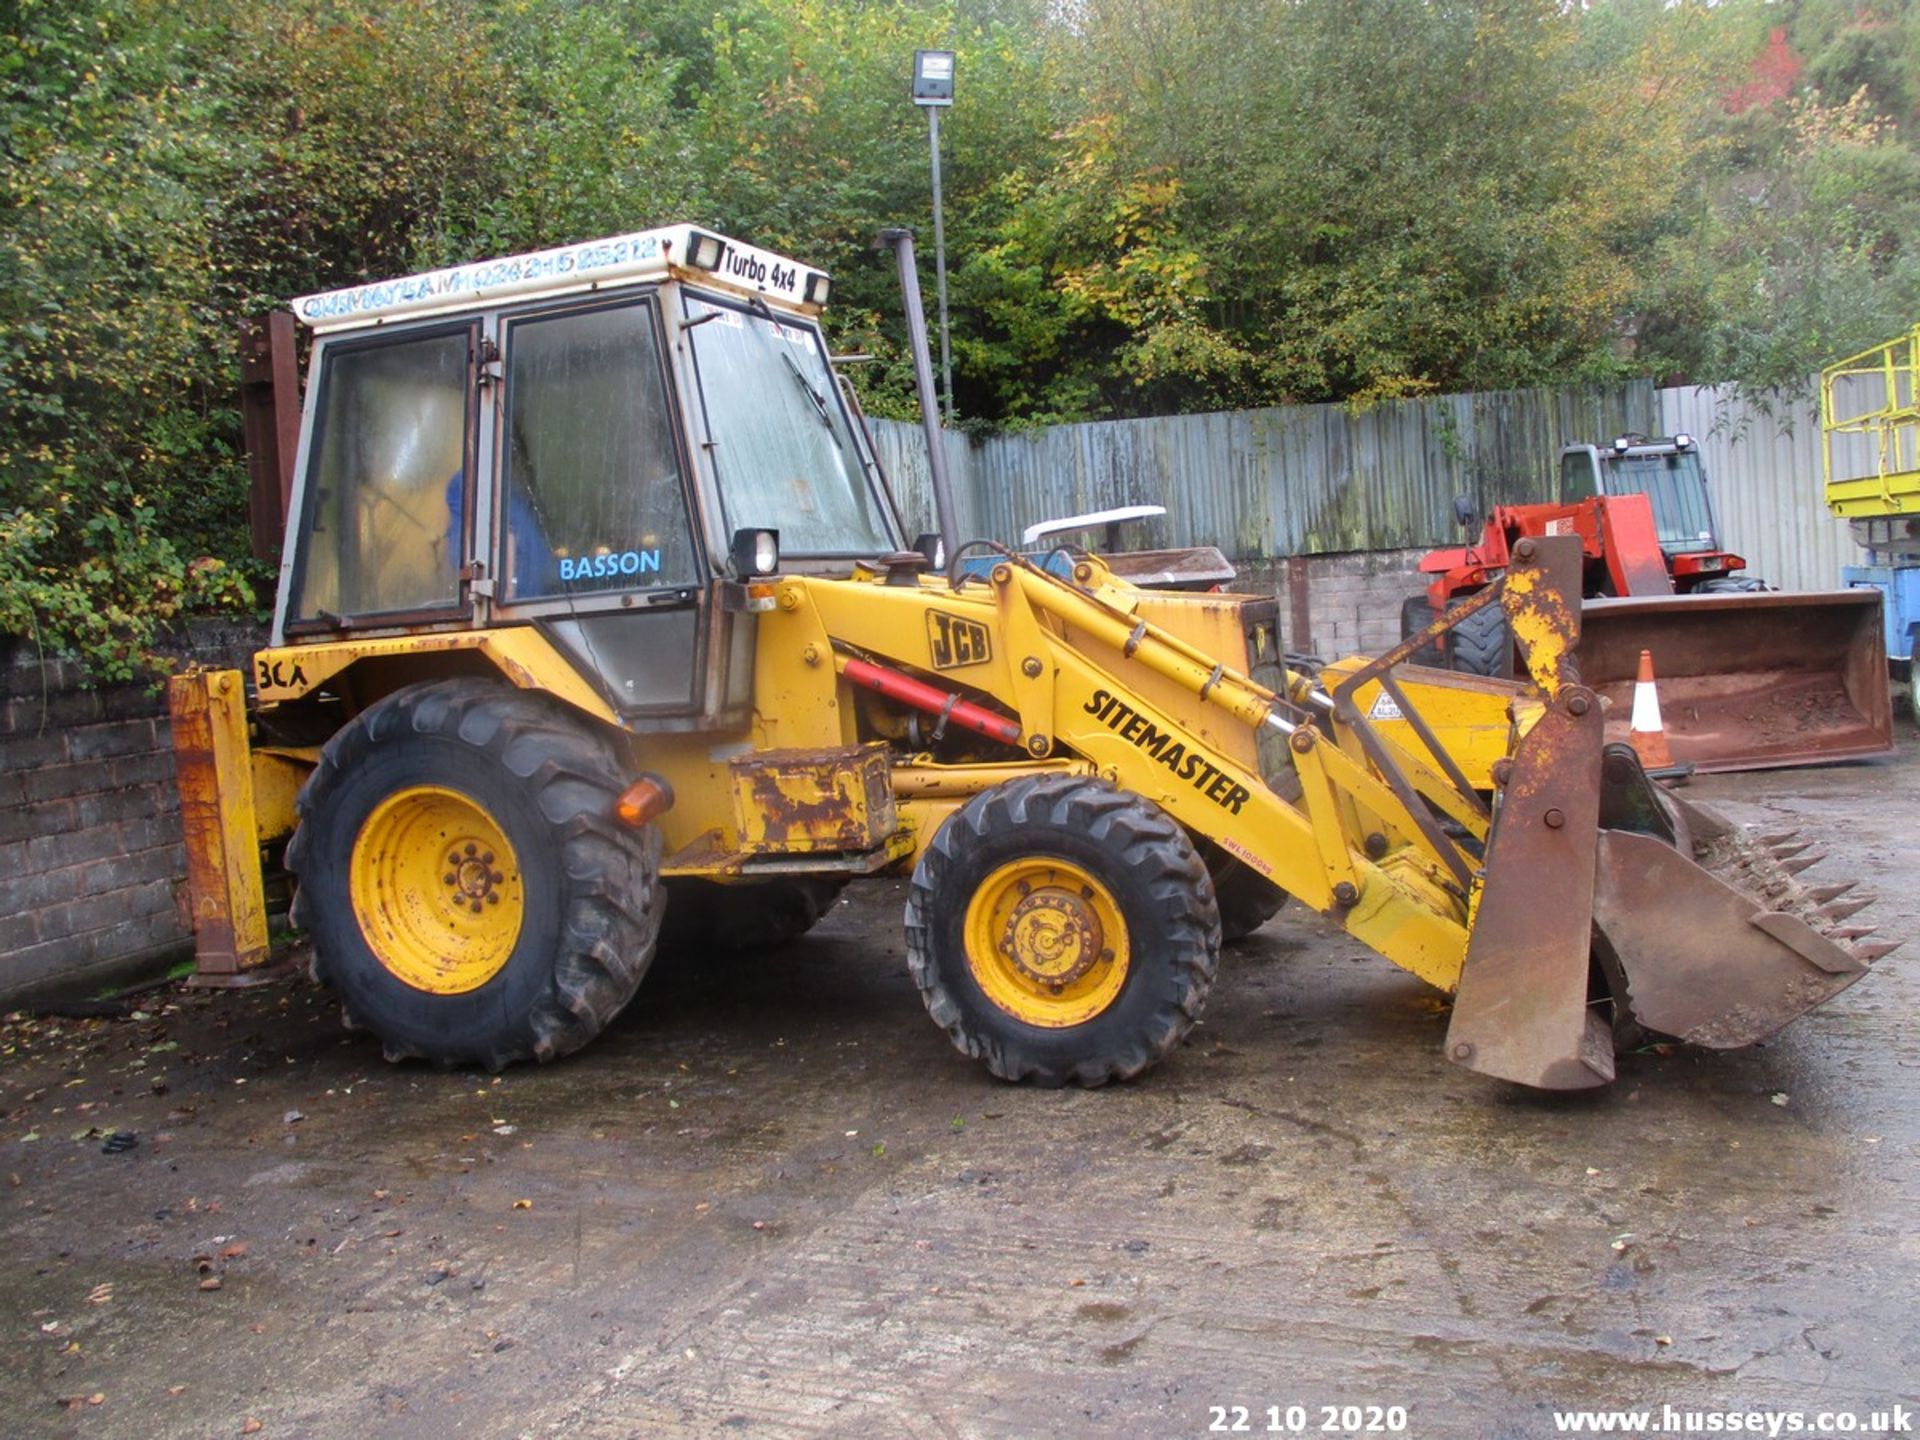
[2,736,1917,1439]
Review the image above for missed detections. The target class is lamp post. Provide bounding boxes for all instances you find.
[911,48,955,424]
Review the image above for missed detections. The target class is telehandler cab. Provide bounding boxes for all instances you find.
[169,225,1895,1093]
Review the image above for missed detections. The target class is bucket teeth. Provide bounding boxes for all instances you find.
[1770,840,1814,860]
[1758,830,1800,846]
[1855,941,1900,963]
[1833,925,1876,941]
[1808,881,1858,904]
[1780,853,1825,875]
[1820,896,1875,922]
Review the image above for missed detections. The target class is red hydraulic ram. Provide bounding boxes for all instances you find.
[838,655,1025,746]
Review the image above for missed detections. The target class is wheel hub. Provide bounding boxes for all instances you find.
[1002,887,1109,991]
[350,786,524,995]
[962,858,1131,1028]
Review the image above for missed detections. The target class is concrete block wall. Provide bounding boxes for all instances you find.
[1239,548,1427,661]
[0,625,262,1004]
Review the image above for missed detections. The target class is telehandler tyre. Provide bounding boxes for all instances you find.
[288,679,662,1070]
[1446,598,1513,677]
[904,775,1220,1086]
[1399,594,1444,668]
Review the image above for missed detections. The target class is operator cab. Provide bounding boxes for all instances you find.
[1559,434,1719,559]
[274,226,906,727]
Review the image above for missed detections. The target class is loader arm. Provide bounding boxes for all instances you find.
[790,548,1544,997]
[789,534,1895,1090]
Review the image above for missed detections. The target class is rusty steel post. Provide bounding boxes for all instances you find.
[167,670,271,984]
[239,312,300,563]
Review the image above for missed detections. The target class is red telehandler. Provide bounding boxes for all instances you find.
[1401,435,1892,772]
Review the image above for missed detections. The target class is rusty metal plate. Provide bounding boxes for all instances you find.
[729,743,897,855]
[1592,829,1873,1049]
[1445,686,1615,1090]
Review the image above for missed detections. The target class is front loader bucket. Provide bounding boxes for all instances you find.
[1588,751,1893,1049]
[1577,591,1892,772]
[1447,736,1897,1088]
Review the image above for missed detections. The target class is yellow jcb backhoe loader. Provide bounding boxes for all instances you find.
[169,226,1895,1092]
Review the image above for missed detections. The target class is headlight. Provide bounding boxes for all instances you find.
[731,527,780,577]
[688,231,725,271]
[1674,432,1694,450]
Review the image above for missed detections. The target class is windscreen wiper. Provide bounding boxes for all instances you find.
[781,349,842,449]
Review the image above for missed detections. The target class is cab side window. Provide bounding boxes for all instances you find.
[499,300,697,602]
[291,329,471,622]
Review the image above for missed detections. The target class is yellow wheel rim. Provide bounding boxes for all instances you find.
[349,785,524,995]
[962,858,1130,1028]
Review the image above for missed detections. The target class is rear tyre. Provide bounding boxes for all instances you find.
[1447,599,1513,677]
[288,679,661,1069]
[1200,764,1301,943]
[1696,574,1770,594]
[660,877,846,953]
[1399,593,1444,667]
[1207,852,1289,942]
[905,775,1220,1087]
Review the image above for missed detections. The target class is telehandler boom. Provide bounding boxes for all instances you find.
[170,226,1894,1093]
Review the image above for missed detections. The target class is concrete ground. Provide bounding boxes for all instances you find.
[2,738,1917,1440]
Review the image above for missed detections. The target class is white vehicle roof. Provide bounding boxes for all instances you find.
[292,224,830,333]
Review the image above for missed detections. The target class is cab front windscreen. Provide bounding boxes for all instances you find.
[682,294,895,557]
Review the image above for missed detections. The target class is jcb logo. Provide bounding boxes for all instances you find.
[927,611,991,671]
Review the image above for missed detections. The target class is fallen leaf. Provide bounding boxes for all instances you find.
[167,1386,186,1397]
[242,1418,263,1434]
[1770,1092,1789,1107]
[511,1199,531,1210]
[87,1283,113,1304]
[88,1393,104,1406]
[199,1277,222,1292]
[220,1243,248,1260]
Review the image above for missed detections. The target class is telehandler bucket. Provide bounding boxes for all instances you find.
[1575,590,1892,772]
[1348,541,1897,1089]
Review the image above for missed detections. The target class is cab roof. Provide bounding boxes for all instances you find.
[292,225,830,334]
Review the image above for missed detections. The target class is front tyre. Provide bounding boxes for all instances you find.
[288,679,662,1069]
[904,776,1220,1086]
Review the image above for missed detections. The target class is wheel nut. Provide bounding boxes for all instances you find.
[469,900,483,914]
[481,852,494,865]
[487,893,499,905]
[444,873,456,886]
[491,871,504,885]
[464,843,478,857]
[448,852,461,866]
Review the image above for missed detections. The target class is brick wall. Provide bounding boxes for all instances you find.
[1239,548,1427,661]
[0,625,263,1005]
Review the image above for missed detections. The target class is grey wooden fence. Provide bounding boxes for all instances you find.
[868,381,1658,558]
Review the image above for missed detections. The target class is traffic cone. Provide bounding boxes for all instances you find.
[1629,649,1673,769]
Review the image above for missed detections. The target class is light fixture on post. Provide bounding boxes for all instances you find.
[911,48,956,425]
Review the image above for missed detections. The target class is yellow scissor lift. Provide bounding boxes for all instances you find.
[1822,327,1920,687]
